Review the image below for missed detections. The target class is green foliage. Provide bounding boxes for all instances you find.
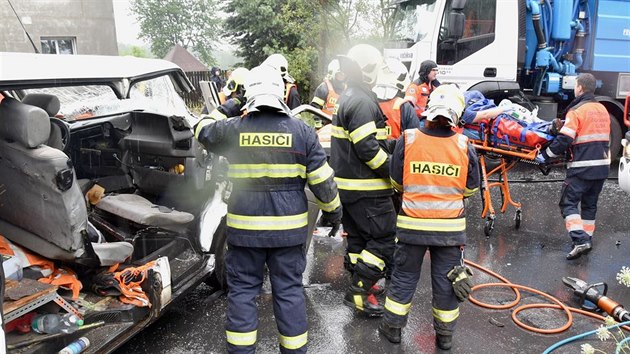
[130,0,219,65]
[119,45,152,58]
[223,0,402,99]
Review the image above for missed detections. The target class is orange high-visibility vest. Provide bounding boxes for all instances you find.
[219,92,227,105]
[405,82,432,117]
[379,97,405,139]
[322,79,340,116]
[402,129,469,219]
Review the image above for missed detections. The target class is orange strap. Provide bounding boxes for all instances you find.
[112,261,156,307]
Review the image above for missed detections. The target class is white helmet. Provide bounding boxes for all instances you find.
[346,44,383,86]
[242,65,290,114]
[263,53,289,79]
[327,59,341,78]
[373,57,410,100]
[421,84,465,127]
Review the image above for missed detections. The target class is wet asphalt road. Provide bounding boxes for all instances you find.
[118,163,630,354]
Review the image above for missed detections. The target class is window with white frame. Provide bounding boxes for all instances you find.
[40,37,76,55]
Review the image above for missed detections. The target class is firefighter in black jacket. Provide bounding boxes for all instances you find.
[330,44,396,316]
[195,65,342,354]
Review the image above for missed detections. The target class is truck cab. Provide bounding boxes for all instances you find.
[385,0,629,158]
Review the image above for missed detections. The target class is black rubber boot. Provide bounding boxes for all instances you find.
[343,288,384,317]
[566,242,592,260]
[378,321,401,343]
[436,334,453,350]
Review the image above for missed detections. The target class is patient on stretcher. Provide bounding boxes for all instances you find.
[461,90,562,149]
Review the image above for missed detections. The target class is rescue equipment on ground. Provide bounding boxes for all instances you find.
[91,261,156,307]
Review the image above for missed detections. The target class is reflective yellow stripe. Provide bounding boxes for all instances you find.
[397,215,466,232]
[227,212,308,230]
[353,294,364,310]
[391,178,403,192]
[209,109,228,121]
[331,126,351,140]
[348,253,360,264]
[194,118,214,139]
[334,177,391,191]
[432,307,459,323]
[315,193,340,212]
[464,187,479,197]
[360,250,385,271]
[279,331,308,350]
[312,96,325,106]
[366,149,388,169]
[376,128,388,140]
[226,330,257,346]
[349,121,377,143]
[307,163,334,185]
[228,164,306,179]
[385,297,412,316]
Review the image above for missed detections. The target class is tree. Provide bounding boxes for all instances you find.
[119,44,152,58]
[130,0,219,65]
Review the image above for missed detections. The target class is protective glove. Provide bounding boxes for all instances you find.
[447,265,473,302]
[319,208,342,237]
[534,153,547,165]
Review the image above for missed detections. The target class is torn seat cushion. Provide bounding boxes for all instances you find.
[96,194,194,227]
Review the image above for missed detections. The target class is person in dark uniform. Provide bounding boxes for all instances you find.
[538,73,610,260]
[311,59,346,117]
[195,65,342,354]
[379,84,480,350]
[330,44,396,316]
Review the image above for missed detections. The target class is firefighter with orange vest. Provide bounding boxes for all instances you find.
[311,59,346,117]
[379,84,480,350]
[537,73,611,260]
[373,58,419,140]
[405,60,441,118]
[263,54,302,110]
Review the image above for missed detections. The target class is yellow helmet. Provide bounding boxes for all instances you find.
[222,67,249,96]
[421,84,465,127]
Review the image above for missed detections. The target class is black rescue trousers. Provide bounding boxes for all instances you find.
[342,197,396,290]
[384,243,461,336]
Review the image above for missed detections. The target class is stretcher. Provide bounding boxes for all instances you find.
[464,120,549,236]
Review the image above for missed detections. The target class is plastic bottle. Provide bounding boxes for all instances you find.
[31,313,84,334]
[58,337,90,354]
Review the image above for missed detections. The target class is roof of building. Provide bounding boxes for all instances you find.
[163,45,208,72]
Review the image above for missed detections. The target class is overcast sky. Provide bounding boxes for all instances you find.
[112,0,147,46]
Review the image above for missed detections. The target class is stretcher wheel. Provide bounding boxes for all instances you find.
[484,216,495,236]
[514,209,522,229]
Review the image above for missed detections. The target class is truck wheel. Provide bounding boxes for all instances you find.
[610,114,622,161]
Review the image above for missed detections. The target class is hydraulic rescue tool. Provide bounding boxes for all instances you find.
[563,277,630,322]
